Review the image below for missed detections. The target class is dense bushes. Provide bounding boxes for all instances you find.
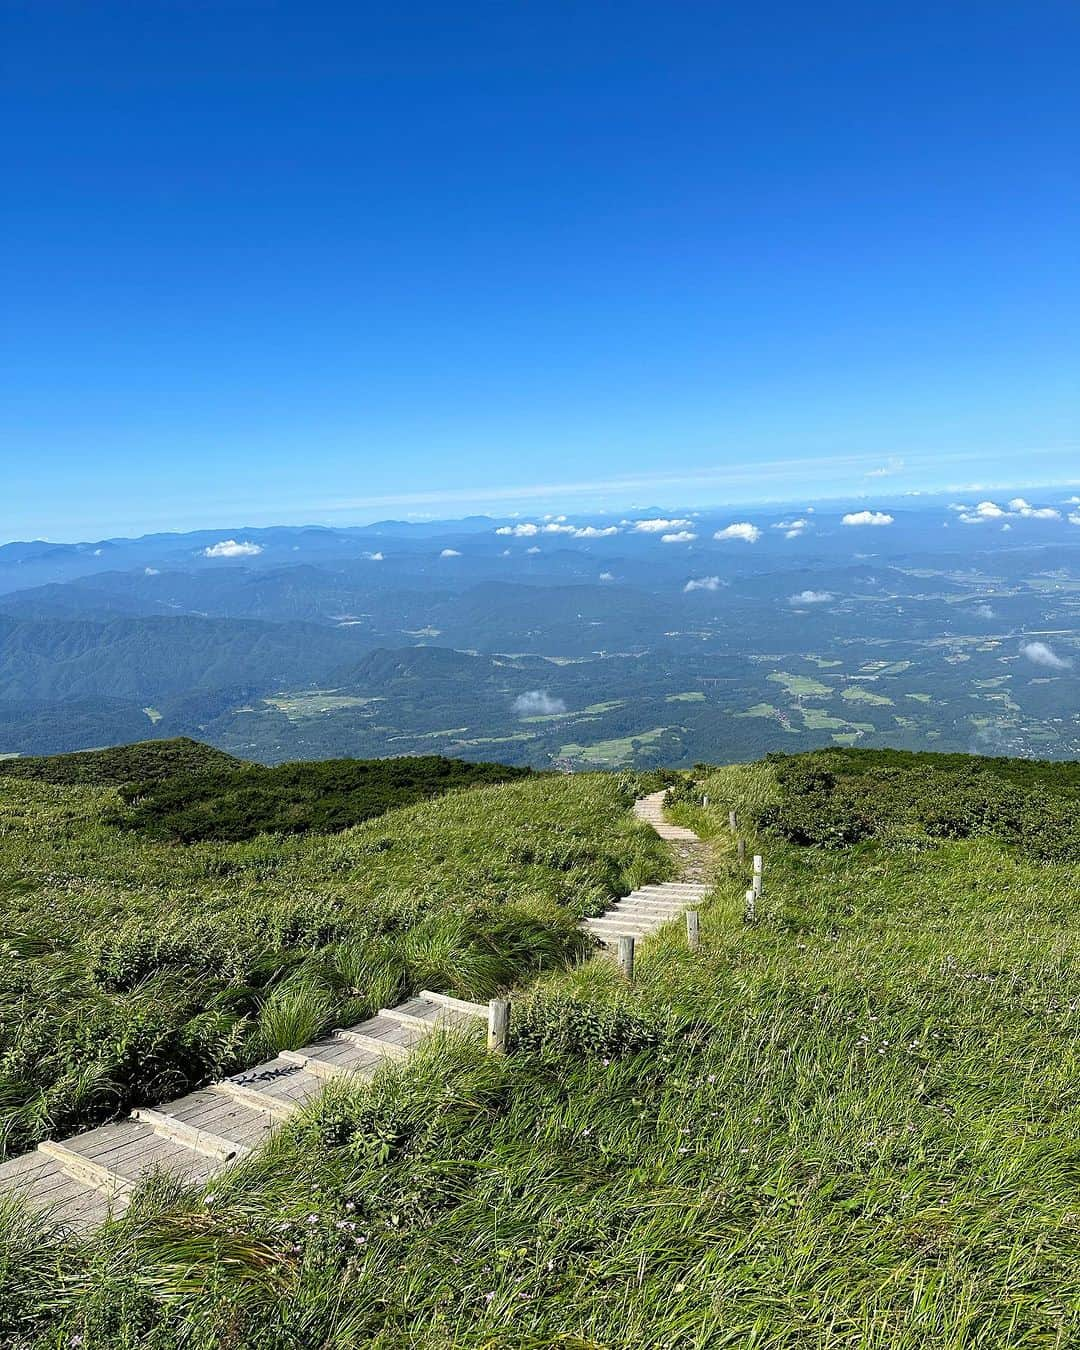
[111,753,535,842]
[760,749,1080,861]
[0,736,240,785]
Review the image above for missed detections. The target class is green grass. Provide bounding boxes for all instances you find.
[8,758,1080,1345]
[265,691,380,720]
[0,770,671,1158]
[666,691,706,703]
[768,671,832,697]
[840,686,894,706]
[558,728,669,766]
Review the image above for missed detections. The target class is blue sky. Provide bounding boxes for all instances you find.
[3,1,1079,541]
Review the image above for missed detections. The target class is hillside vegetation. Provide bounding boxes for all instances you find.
[0,737,240,785]
[2,750,1079,1348]
[0,767,669,1160]
[110,753,535,842]
[757,746,1080,859]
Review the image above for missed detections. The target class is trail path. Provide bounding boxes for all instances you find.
[0,790,707,1231]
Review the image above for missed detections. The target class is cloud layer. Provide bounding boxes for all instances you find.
[684,575,722,592]
[951,498,1061,524]
[789,590,833,604]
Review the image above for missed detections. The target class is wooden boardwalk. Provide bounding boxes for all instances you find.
[0,791,706,1231]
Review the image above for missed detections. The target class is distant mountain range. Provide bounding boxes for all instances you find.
[1,500,1077,765]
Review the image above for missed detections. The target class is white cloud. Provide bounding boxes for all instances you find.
[1008,497,1060,519]
[789,590,833,604]
[1069,513,1080,526]
[144,567,160,576]
[958,498,1061,524]
[841,511,893,527]
[714,522,761,543]
[1066,496,1080,505]
[204,539,263,558]
[599,571,615,583]
[973,603,996,619]
[573,525,620,538]
[684,575,722,592]
[496,522,540,536]
[661,530,697,543]
[542,522,576,534]
[512,690,567,716]
[365,551,384,561]
[526,546,541,554]
[1021,641,1072,671]
[773,518,807,533]
[634,517,692,533]
[439,548,461,558]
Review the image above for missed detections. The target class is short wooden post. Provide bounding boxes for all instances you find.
[618,934,636,983]
[736,837,746,864]
[744,888,756,924]
[686,910,700,951]
[487,999,510,1054]
[752,854,763,898]
[702,794,709,808]
[728,809,737,831]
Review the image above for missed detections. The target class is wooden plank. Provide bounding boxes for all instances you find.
[418,990,487,1018]
[37,1141,130,1198]
[377,1006,444,1032]
[278,1049,351,1081]
[212,1081,300,1122]
[332,1028,409,1060]
[130,1108,248,1161]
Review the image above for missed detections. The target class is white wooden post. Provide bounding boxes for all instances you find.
[487,999,510,1054]
[744,887,757,924]
[752,854,763,898]
[686,910,700,951]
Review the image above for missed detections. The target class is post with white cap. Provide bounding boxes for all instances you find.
[752,854,763,899]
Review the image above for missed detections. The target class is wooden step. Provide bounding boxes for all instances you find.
[279,1049,353,1081]
[130,1107,248,1162]
[38,1140,131,1199]
[377,1005,445,1032]
[212,1080,300,1122]
[418,990,487,1019]
[616,897,687,911]
[332,1028,409,1060]
[584,917,660,936]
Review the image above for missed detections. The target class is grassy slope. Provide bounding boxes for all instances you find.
[3,759,1078,1347]
[0,770,670,1158]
